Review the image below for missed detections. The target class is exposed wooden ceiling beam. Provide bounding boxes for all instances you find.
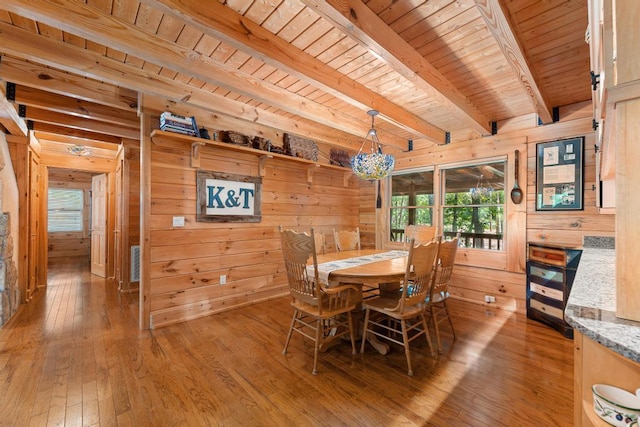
[0,0,403,147]
[474,0,553,124]
[0,56,137,111]
[302,0,492,135]
[12,85,139,128]
[147,0,445,144]
[0,80,28,136]
[24,106,139,139]
[0,24,378,151]
[32,122,123,145]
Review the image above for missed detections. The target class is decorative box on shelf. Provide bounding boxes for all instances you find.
[526,243,582,338]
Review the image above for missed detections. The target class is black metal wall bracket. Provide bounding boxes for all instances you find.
[5,82,16,102]
[590,71,600,91]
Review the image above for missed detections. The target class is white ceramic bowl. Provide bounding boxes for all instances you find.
[592,384,640,426]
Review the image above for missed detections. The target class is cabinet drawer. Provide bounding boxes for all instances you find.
[530,282,564,301]
[529,264,564,285]
[529,245,567,267]
[530,299,564,320]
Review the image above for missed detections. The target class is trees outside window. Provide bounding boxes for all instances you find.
[389,169,434,242]
[442,161,505,250]
[388,160,506,251]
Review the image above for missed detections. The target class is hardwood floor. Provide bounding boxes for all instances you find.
[0,258,575,426]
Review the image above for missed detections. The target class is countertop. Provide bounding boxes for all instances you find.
[565,238,640,363]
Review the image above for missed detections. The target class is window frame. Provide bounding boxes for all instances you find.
[47,188,86,234]
[384,156,509,259]
[387,166,436,244]
[439,157,507,252]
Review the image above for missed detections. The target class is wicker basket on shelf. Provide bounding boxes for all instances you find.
[283,133,318,161]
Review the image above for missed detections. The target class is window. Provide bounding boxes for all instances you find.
[48,189,84,232]
[389,169,434,242]
[441,160,506,250]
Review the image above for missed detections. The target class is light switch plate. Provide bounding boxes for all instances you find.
[172,216,185,227]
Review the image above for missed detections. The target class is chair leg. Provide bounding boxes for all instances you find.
[312,318,323,375]
[400,319,413,376]
[347,312,356,354]
[443,301,456,339]
[282,309,298,355]
[360,309,371,353]
[431,307,443,353]
[421,313,436,357]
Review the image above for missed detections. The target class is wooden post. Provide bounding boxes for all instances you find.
[139,105,152,329]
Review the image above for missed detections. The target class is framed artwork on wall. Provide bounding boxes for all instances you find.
[535,137,584,211]
[196,170,262,222]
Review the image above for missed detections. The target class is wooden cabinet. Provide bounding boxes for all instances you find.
[587,0,616,212]
[575,331,640,426]
[526,244,582,338]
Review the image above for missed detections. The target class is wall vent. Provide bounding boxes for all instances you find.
[130,245,140,282]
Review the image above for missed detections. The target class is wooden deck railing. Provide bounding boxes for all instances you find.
[391,229,503,250]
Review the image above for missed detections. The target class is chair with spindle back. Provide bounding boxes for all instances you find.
[426,235,459,353]
[279,226,358,375]
[313,230,326,255]
[404,225,436,247]
[360,239,440,376]
[332,227,361,252]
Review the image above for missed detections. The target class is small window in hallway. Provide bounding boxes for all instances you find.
[48,189,84,232]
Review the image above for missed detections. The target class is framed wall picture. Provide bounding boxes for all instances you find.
[535,137,584,211]
[196,170,262,222]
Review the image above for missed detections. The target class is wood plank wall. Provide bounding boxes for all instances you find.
[47,168,93,259]
[147,130,359,328]
[141,101,613,327]
[361,102,615,315]
[119,142,140,292]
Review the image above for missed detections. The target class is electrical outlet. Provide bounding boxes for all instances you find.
[484,295,491,303]
[220,275,226,285]
[172,216,185,227]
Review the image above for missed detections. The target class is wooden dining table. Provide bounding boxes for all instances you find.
[314,249,408,288]
[312,249,409,354]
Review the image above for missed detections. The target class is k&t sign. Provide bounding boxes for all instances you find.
[196,170,262,222]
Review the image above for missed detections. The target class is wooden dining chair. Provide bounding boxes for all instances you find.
[426,236,459,353]
[279,226,358,375]
[313,230,326,255]
[360,239,439,376]
[404,225,436,247]
[332,227,360,252]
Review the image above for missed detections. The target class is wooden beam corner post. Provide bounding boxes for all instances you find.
[139,102,152,330]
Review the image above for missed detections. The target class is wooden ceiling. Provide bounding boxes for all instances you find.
[0,0,591,155]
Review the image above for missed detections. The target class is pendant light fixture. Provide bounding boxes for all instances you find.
[350,110,395,180]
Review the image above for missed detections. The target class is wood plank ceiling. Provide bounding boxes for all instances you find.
[0,0,591,155]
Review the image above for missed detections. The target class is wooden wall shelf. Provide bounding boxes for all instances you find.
[150,129,353,186]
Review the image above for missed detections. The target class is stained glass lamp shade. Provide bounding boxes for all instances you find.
[350,110,395,181]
